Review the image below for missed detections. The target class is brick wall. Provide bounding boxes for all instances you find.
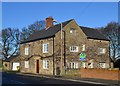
[81,68,120,80]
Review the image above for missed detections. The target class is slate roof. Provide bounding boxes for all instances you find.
[21,19,109,44]
[4,55,19,62]
[21,19,73,44]
[80,26,109,41]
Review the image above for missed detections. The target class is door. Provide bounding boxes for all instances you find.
[36,60,39,73]
[56,67,60,75]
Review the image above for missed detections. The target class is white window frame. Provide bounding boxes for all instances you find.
[25,61,29,68]
[82,44,85,51]
[98,48,106,54]
[99,63,106,68]
[81,62,86,68]
[70,46,78,52]
[25,47,29,55]
[70,30,73,33]
[43,60,49,69]
[70,29,76,35]
[70,62,78,69]
[43,43,49,53]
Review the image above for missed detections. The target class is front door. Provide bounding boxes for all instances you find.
[36,60,39,73]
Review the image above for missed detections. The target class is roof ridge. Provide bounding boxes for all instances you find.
[79,26,96,30]
[53,19,74,27]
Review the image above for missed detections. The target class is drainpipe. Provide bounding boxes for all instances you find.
[53,36,55,76]
[63,30,66,75]
[109,41,111,68]
[60,23,63,76]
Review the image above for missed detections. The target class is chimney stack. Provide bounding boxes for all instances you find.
[46,16,53,30]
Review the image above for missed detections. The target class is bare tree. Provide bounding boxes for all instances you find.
[0,31,2,59]
[20,20,45,41]
[2,28,20,59]
[1,20,45,59]
[99,22,119,63]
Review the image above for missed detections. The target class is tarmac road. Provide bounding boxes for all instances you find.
[1,72,107,86]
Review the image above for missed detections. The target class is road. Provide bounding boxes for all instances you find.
[1,72,107,85]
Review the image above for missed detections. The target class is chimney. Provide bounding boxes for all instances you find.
[46,16,53,30]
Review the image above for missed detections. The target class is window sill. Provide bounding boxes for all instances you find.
[43,52,48,54]
[70,51,78,53]
[43,68,49,70]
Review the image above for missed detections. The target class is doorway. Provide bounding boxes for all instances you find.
[36,60,39,73]
[56,67,60,75]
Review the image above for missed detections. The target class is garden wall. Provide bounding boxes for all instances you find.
[81,68,120,80]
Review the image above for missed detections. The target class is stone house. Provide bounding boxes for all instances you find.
[20,17,110,75]
[3,55,20,71]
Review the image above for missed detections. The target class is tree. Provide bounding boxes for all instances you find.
[0,42,3,59]
[20,20,45,41]
[0,31,3,59]
[99,22,120,63]
[1,20,45,59]
[2,28,20,59]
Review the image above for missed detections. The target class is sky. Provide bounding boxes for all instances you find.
[2,2,118,29]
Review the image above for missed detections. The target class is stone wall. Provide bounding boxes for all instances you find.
[20,37,54,75]
[20,56,53,75]
[20,19,110,75]
[65,69,81,78]
[3,62,11,70]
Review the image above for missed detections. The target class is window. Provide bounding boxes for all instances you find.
[70,46,78,52]
[82,44,85,51]
[43,43,48,53]
[25,61,29,68]
[87,63,94,68]
[25,47,29,55]
[98,48,106,54]
[80,62,86,68]
[70,29,76,35]
[43,60,49,69]
[70,30,73,33]
[99,63,106,68]
[69,62,78,69]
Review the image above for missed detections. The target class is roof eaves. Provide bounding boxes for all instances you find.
[21,35,55,44]
[87,37,110,41]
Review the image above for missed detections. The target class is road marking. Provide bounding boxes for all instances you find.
[10,80,25,84]
[46,77,107,85]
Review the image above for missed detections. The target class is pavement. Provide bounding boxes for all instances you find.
[16,72,120,86]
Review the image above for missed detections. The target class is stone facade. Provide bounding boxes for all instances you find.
[3,55,20,71]
[20,37,54,75]
[3,62,11,70]
[20,19,110,75]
